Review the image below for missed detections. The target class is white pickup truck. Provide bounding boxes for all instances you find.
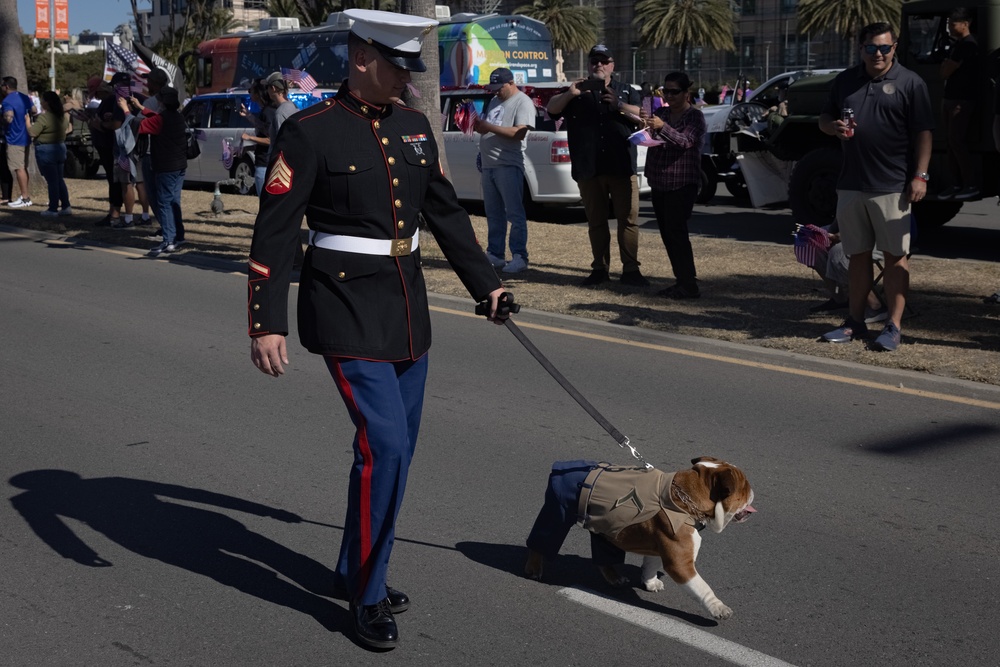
[439,83,650,210]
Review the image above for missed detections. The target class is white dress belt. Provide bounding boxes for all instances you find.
[308,229,419,256]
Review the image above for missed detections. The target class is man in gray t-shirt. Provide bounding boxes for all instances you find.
[264,72,298,162]
[474,67,535,274]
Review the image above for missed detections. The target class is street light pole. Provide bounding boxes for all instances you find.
[631,46,638,85]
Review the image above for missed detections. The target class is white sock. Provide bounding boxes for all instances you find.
[124,214,133,224]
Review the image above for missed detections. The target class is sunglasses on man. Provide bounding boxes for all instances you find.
[661,88,684,95]
[862,43,896,55]
[590,58,612,66]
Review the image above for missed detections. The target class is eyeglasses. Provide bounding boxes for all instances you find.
[590,59,612,66]
[862,43,896,55]
[661,88,684,95]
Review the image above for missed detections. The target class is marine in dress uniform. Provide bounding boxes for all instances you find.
[246,8,506,650]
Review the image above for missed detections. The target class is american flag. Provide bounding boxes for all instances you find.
[104,39,151,92]
[221,139,234,170]
[280,67,318,93]
[793,224,830,267]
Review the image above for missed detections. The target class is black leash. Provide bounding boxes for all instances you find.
[477,293,652,469]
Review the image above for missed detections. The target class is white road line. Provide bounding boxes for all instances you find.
[558,587,798,667]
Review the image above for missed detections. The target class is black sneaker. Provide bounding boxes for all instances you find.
[620,270,650,287]
[580,269,610,286]
[94,214,113,227]
[111,218,134,229]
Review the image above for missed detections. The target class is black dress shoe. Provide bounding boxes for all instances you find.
[329,580,408,613]
[351,599,398,649]
[580,269,610,286]
[386,586,409,614]
[620,270,650,287]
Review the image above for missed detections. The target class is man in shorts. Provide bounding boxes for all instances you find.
[818,22,934,351]
[2,76,36,207]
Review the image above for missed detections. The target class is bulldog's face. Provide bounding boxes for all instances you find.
[690,457,755,533]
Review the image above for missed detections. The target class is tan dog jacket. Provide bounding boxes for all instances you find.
[578,463,694,539]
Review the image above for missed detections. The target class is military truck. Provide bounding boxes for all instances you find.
[726,0,998,233]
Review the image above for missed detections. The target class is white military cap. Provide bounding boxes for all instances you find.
[343,8,439,73]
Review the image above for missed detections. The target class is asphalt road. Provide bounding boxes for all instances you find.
[3,229,1000,666]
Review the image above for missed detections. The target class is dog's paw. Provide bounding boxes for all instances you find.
[598,565,629,588]
[524,550,544,581]
[706,600,733,620]
[642,576,665,592]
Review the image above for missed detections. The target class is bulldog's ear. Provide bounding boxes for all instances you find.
[709,467,742,503]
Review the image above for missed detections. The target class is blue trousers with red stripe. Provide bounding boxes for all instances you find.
[325,355,429,606]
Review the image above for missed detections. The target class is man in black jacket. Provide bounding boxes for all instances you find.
[247,8,507,650]
[546,45,648,287]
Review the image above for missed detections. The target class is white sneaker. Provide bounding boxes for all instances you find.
[486,251,506,269]
[864,305,889,324]
[502,254,528,274]
[8,197,32,208]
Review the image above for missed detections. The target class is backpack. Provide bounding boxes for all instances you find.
[185,128,201,160]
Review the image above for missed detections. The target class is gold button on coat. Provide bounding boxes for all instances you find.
[392,178,399,186]
[348,165,356,172]
[374,121,380,129]
[338,271,346,278]
[253,304,260,310]
[381,137,389,145]
[420,159,426,165]
[253,323,261,330]
[361,105,369,113]
[388,157,396,165]
[394,199,402,208]
[254,285,260,292]
[397,221,404,229]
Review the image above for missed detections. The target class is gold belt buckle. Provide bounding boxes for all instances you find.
[390,237,413,256]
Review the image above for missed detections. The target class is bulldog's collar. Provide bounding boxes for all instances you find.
[670,480,708,529]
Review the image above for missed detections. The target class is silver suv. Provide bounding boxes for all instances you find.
[439,84,650,209]
[181,90,336,195]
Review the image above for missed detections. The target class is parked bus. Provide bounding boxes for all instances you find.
[186,12,558,94]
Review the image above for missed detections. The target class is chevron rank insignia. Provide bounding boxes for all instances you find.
[265,152,293,195]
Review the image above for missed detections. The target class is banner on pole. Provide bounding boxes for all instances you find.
[35,0,68,40]
[54,0,69,41]
[34,0,49,39]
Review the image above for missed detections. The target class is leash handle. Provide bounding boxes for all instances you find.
[475,291,521,319]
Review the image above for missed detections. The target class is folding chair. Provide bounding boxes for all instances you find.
[871,213,918,318]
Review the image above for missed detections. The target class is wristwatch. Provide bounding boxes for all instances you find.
[914,171,930,181]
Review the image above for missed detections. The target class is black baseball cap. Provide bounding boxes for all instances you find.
[588,45,614,62]
[486,67,514,91]
[110,72,131,86]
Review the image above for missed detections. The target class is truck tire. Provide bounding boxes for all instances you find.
[913,200,962,232]
[64,151,84,179]
[788,147,841,226]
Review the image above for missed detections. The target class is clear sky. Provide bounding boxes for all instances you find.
[18,0,144,36]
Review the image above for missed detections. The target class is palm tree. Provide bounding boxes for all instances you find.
[514,0,600,80]
[265,0,341,27]
[0,0,26,89]
[633,0,735,71]
[398,0,449,177]
[797,0,901,44]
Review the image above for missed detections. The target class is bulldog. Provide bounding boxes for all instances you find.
[523,457,755,620]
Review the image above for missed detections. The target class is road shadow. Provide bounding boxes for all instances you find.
[8,469,357,640]
[853,422,1000,456]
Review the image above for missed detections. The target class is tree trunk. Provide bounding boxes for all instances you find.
[0,0,27,88]
[401,0,449,179]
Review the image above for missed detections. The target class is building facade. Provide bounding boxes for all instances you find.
[140,0,269,44]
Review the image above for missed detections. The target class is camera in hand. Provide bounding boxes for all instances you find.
[577,77,607,93]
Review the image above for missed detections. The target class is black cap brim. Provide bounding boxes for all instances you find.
[370,41,427,73]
